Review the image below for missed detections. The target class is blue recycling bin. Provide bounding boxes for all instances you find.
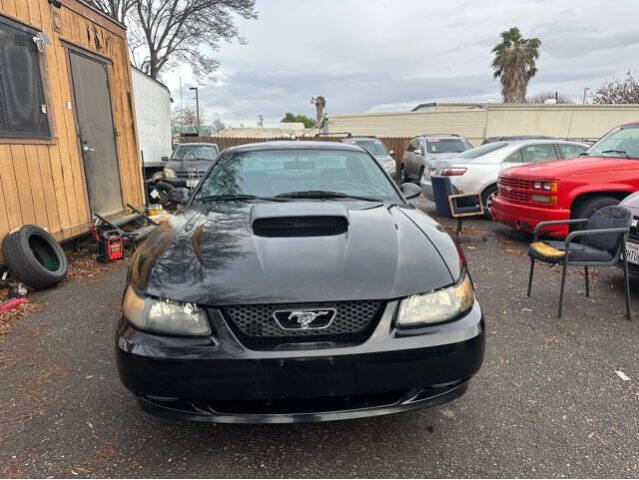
[430,175,455,218]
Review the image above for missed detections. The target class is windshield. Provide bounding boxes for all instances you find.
[457,142,509,159]
[194,149,400,202]
[587,126,639,158]
[427,139,468,154]
[172,144,220,161]
[350,139,388,156]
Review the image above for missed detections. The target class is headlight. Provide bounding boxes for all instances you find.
[163,168,176,179]
[397,272,474,327]
[122,286,211,336]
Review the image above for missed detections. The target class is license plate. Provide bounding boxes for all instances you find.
[625,240,639,265]
[186,179,198,188]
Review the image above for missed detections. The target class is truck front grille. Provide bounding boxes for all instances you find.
[498,177,532,203]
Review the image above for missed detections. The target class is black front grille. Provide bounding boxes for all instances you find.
[220,301,385,349]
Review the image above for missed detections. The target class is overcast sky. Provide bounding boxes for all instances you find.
[161,0,639,127]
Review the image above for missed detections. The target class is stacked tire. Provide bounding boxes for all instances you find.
[2,225,68,290]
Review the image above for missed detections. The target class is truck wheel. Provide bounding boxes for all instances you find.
[573,196,619,221]
[481,185,498,219]
[1,225,68,290]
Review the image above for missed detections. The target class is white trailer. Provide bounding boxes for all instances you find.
[131,66,172,165]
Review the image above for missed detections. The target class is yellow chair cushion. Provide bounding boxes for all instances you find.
[530,241,565,259]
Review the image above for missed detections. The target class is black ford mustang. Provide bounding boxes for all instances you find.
[116,141,484,423]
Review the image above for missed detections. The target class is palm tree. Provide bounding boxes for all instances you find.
[491,27,541,103]
[311,96,326,121]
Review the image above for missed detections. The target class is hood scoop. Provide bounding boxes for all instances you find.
[250,202,349,237]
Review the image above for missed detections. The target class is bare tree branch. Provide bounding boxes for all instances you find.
[593,72,639,104]
[85,0,257,80]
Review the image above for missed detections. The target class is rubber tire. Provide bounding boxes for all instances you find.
[481,184,498,219]
[572,196,619,221]
[1,225,68,290]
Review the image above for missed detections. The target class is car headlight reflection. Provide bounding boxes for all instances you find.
[397,271,474,327]
[123,286,211,336]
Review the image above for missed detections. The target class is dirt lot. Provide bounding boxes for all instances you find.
[1,198,638,478]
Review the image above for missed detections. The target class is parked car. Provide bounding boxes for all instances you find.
[492,122,639,238]
[342,137,396,178]
[116,141,485,423]
[421,140,589,216]
[481,135,557,145]
[400,134,473,183]
[620,192,639,274]
[161,143,220,188]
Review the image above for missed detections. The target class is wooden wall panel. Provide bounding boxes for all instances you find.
[0,177,9,241]
[38,0,72,231]
[13,0,27,21]
[37,145,61,233]
[24,144,49,230]
[2,0,15,17]
[26,0,42,29]
[0,145,21,230]
[9,145,36,225]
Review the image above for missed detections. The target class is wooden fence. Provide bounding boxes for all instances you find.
[181,136,412,168]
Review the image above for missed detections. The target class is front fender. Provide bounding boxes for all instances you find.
[566,184,634,208]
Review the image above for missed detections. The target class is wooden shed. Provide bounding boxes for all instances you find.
[0,0,145,253]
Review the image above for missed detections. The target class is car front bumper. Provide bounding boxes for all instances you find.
[420,177,434,200]
[491,196,571,238]
[116,300,485,423]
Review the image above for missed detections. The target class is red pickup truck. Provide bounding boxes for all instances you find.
[492,123,639,238]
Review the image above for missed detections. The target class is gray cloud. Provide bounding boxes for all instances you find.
[198,70,499,124]
[164,0,639,126]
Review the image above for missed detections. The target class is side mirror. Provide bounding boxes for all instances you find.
[169,187,190,205]
[161,156,170,162]
[401,182,421,200]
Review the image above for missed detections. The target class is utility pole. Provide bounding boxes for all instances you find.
[189,86,199,125]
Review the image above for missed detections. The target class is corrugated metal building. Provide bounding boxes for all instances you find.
[321,103,639,145]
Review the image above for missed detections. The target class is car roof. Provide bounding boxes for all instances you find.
[176,143,219,147]
[224,140,365,154]
[419,134,463,140]
[505,139,587,146]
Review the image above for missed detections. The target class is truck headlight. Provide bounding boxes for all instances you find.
[123,286,211,336]
[163,168,176,179]
[397,271,474,327]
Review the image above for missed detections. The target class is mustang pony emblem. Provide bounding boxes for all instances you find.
[273,308,337,330]
[289,310,330,329]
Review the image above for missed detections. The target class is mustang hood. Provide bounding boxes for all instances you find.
[134,202,457,305]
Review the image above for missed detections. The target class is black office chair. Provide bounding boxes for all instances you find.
[527,205,632,319]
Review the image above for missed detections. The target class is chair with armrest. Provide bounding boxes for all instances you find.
[527,205,632,319]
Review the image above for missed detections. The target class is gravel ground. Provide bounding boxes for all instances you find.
[1,198,638,478]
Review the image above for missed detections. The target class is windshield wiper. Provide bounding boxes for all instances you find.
[275,190,383,202]
[601,149,629,158]
[578,151,589,157]
[195,194,288,203]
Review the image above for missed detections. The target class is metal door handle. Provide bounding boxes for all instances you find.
[83,144,96,153]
